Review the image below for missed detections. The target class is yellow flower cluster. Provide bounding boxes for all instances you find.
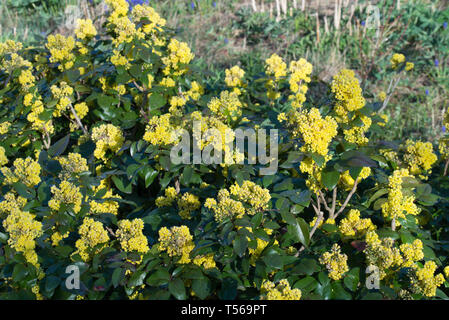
[51,82,74,117]
[162,38,194,76]
[1,157,41,187]
[48,180,83,214]
[331,69,366,120]
[131,4,166,34]
[319,243,349,280]
[18,69,35,91]
[265,53,286,99]
[390,53,405,70]
[288,58,313,109]
[229,180,271,215]
[0,121,11,135]
[296,108,338,156]
[75,217,110,261]
[205,181,270,222]
[339,167,371,191]
[364,231,403,279]
[143,114,179,146]
[402,140,437,178]
[116,219,149,254]
[0,146,7,166]
[158,225,194,264]
[0,193,27,217]
[225,65,245,90]
[91,124,125,161]
[89,181,121,216]
[260,279,301,300]
[400,239,424,267]
[411,261,445,297]
[57,152,89,179]
[155,187,201,219]
[0,40,32,73]
[265,53,287,79]
[46,34,76,71]
[338,209,376,239]
[205,189,246,222]
[381,169,420,224]
[3,209,42,267]
[207,90,243,123]
[309,216,335,228]
[439,137,449,160]
[75,19,97,40]
[193,253,216,269]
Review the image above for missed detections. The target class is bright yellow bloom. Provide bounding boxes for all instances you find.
[91,124,125,161]
[158,225,194,264]
[116,219,149,254]
[339,209,376,238]
[48,180,83,214]
[75,217,109,261]
[260,279,301,300]
[1,157,41,187]
[75,19,97,40]
[319,243,349,280]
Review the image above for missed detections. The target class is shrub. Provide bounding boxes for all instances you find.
[0,0,448,300]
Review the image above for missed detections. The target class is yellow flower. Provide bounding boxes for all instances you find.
[48,180,83,214]
[3,208,42,267]
[75,19,97,40]
[338,209,376,238]
[207,90,243,122]
[116,218,149,254]
[381,169,420,224]
[225,65,245,88]
[390,53,405,69]
[319,243,349,280]
[403,140,437,177]
[1,157,41,187]
[265,53,287,79]
[46,34,75,71]
[193,253,216,269]
[143,114,180,146]
[412,261,445,297]
[74,217,109,262]
[0,146,7,166]
[260,279,301,300]
[158,225,194,264]
[91,124,125,161]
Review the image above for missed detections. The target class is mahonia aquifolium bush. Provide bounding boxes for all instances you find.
[0,1,449,300]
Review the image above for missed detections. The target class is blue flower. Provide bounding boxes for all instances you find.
[224,38,229,44]
[191,1,195,9]
[361,20,366,26]
[444,22,448,29]
[443,126,446,133]
[434,59,439,67]
[425,89,429,96]
[212,1,217,7]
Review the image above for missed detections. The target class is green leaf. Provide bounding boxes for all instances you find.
[292,258,320,275]
[128,270,146,287]
[233,234,248,257]
[289,218,310,247]
[146,269,170,286]
[112,268,124,288]
[148,93,166,110]
[48,134,70,158]
[192,278,211,299]
[45,275,60,293]
[112,175,133,194]
[263,250,283,269]
[321,170,340,190]
[12,264,28,281]
[169,278,187,300]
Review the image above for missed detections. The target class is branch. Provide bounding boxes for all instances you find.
[69,103,89,136]
[334,179,359,218]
